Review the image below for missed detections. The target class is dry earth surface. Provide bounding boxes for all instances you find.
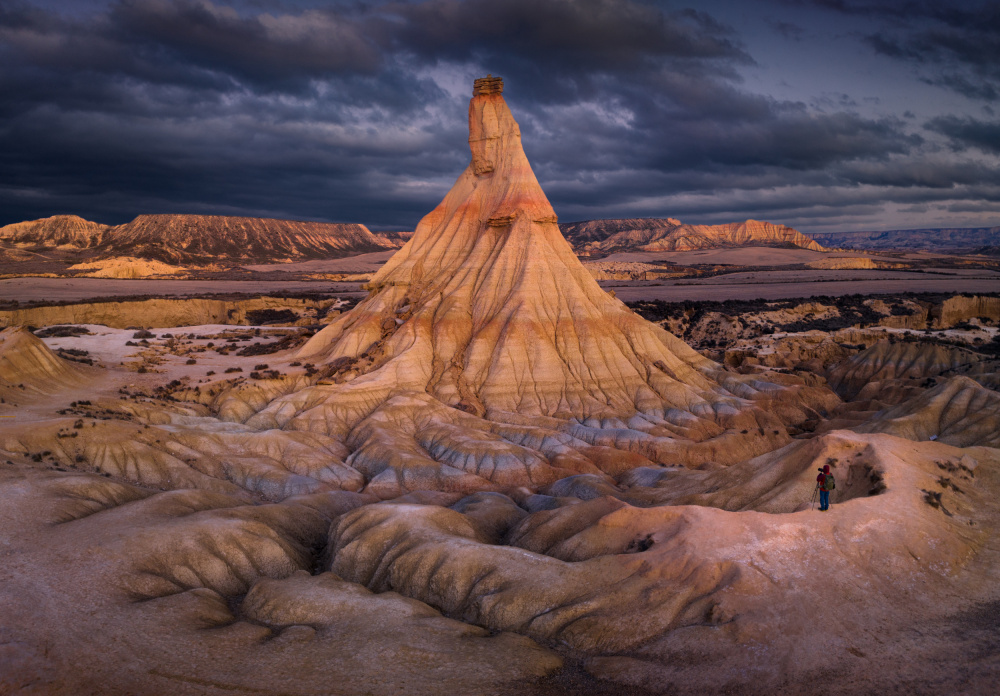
[1,81,999,696]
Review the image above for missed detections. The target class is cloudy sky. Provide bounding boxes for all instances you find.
[1,0,998,233]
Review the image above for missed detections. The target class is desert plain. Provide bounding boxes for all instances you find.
[1,80,999,696]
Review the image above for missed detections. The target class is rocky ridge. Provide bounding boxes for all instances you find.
[561,217,824,254]
[0,214,396,264]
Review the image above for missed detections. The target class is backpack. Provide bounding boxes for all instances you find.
[823,473,836,491]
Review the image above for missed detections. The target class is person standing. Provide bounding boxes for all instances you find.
[816,464,834,511]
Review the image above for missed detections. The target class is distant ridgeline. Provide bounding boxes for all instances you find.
[809,226,1000,252]
[0,214,402,264]
[558,218,825,254]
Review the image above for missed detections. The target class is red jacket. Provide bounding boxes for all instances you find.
[817,472,827,489]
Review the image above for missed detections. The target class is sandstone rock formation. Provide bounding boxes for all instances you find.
[561,217,824,254]
[0,327,86,398]
[935,294,1000,328]
[0,214,108,248]
[241,78,834,496]
[107,214,395,263]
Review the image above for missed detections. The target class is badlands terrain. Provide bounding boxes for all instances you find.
[2,79,1000,696]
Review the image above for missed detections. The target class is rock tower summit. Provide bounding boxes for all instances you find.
[255,74,814,465]
[473,74,503,95]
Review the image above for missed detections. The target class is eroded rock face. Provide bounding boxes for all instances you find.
[0,214,108,248]
[0,327,86,397]
[0,213,396,264]
[855,376,1000,448]
[244,85,832,476]
[826,340,984,402]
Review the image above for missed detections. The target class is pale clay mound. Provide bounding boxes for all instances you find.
[0,327,87,399]
[1,81,999,696]
[68,256,184,279]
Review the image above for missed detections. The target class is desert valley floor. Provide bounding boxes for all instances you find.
[1,84,999,696]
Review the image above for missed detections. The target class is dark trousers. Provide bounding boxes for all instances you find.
[820,490,830,510]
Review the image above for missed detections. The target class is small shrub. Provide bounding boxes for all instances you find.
[224,367,243,373]
[185,358,197,365]
[132,330,155,339]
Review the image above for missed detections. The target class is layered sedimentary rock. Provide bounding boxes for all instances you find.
[561,217,824,253]
[934,295,1000,328]
[67,256,184,278]
[826,341,984,402]
[0,215,108,248]
[0,327,86,397]
[106,214,395,263]
[243,79,833,495]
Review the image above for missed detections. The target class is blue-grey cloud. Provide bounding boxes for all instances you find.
[0,0,997,234]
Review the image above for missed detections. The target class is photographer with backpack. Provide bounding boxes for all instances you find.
[816,464,835,511]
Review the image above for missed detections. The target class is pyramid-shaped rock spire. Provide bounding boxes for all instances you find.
[250,79,806,442]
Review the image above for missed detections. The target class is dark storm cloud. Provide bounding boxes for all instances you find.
[926,116,1000,154]
[0,0,997,232]
[380,0,749,66]
[767,19,805,41]
[806,0,1000,102]
[109,0,382,89]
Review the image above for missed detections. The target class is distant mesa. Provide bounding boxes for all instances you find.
[0,214,107,249]
[559,217,825,254]
[0,213,397,264]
